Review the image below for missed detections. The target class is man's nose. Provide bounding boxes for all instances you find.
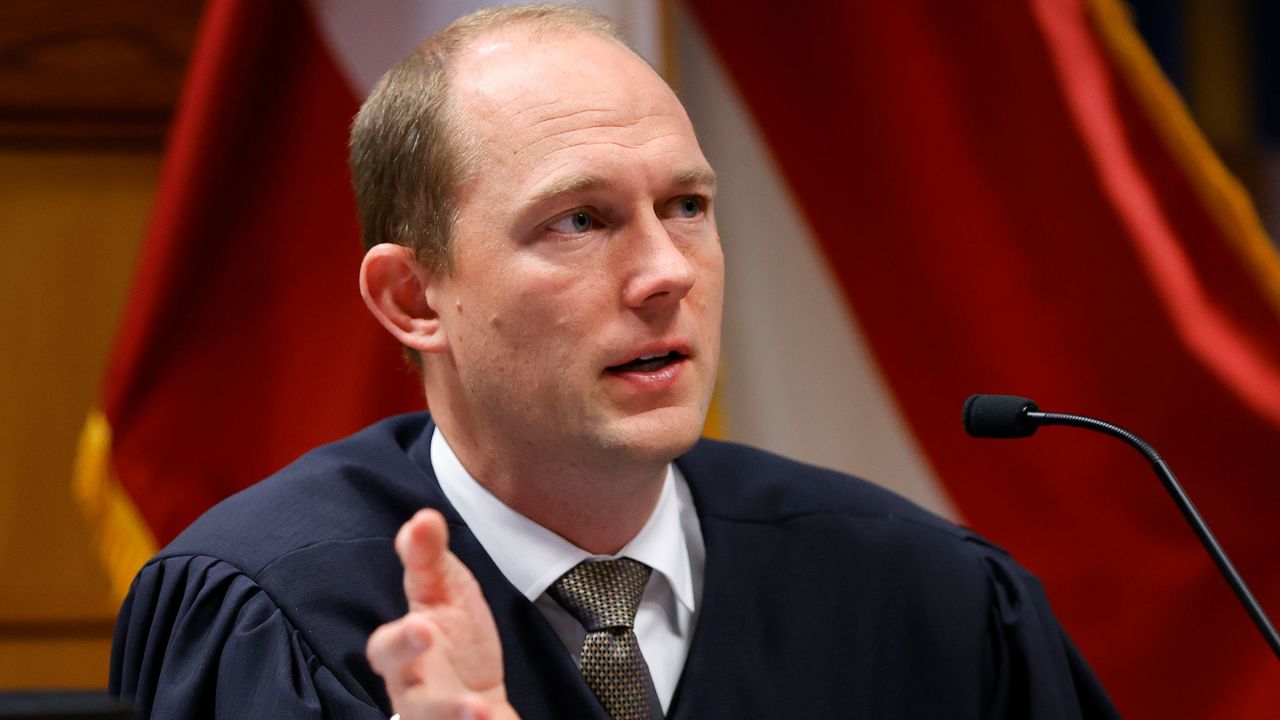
[620,213,698,310]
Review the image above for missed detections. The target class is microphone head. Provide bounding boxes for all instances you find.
[963,394,1040,438]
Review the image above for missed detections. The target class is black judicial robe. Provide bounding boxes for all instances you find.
[111,413,1119,719]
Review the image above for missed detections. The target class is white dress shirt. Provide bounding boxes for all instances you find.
[431,428,705,712]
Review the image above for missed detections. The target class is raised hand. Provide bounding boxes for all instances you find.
[367,509,520,720]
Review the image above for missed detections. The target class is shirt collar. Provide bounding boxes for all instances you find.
[430,427,696,613]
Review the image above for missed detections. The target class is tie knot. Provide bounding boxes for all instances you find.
[548,558,652,632]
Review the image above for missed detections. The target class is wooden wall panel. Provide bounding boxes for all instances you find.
[0,149,159,689]
[0,1,205,687]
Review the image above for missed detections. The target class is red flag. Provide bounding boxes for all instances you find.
[73,0,665,604]
[74,0,421,598]
[684,0,1280,716]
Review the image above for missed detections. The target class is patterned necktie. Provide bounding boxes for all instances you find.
[548,558,658,720]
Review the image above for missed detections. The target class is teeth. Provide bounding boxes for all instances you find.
[637,353,665,361]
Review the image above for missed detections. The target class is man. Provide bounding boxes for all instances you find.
[111,5,1118,719]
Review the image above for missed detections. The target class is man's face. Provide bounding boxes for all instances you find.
[431,28,723,472]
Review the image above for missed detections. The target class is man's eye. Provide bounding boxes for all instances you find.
[674,196,703,218]
[548,211,595,234]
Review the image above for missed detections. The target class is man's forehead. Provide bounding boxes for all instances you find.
[452,20,622,61]
[441,21,708,193]
[448,24,661,111]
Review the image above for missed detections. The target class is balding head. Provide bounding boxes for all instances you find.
[348,4,634,274]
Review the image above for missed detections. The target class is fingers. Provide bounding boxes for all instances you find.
[397,509,453,609]
[368,615,499,720]
[393,691,495,720]
[455,698,493,720]
[367,613,433,697]
[375,510,516,719]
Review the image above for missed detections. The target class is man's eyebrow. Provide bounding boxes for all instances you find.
[673,166,717,191]
[530,174,611,206]
[527,165,718,210]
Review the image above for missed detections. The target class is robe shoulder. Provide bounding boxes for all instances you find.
[111,413,438,718]
[675,438,1120,718]
[158,412,436,573]
[111,555,391,718]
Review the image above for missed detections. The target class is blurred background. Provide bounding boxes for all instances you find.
[1,0,1277,715]
[0,0,202,688]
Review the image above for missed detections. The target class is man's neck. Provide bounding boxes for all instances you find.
[434,421,668,555]
[484,465,666,555]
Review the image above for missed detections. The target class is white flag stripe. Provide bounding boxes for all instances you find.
[675,3,958,519]
[309,0,661,99]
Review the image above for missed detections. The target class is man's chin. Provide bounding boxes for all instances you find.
[595,405,708,464]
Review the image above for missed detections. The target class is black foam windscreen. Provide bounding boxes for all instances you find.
[962,394,1040,438]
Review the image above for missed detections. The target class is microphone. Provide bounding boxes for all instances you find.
[963,394,1280,661]
[961,394,1040,438]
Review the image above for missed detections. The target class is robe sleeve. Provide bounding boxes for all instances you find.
[977,544,1121,719]
[110,555,389,720]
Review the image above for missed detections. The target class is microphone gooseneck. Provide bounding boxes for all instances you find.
[963,394,1280,662]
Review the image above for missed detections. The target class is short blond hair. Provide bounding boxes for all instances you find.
[348,4,625,273]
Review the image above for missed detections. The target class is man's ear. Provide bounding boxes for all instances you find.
[360,243,447,354]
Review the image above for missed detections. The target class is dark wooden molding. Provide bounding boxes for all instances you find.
[0,0,204,150]
[0,618,116,640]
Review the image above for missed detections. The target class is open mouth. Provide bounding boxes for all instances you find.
[606,351,687,374]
